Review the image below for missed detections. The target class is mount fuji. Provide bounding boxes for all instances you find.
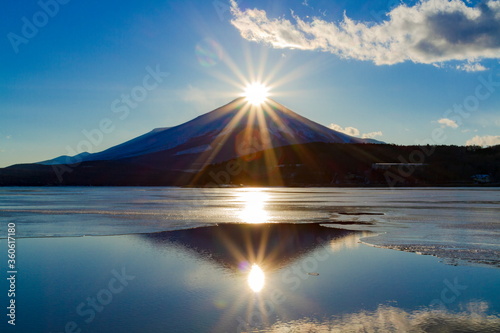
[39,97,379,168]
[0,97,388,186]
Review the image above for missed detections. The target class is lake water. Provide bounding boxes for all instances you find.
[2,187,499,266]
[1,187,499,332]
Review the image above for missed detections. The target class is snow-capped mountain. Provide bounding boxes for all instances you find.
[39,98,379,168]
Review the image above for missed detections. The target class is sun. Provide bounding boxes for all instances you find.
[243,82,269,105]
[248,264,265,292]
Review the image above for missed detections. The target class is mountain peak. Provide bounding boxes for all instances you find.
[38,98,377,167]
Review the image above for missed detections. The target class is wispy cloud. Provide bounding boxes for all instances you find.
[329,123,360,136]
[362,131,383,139]
[178,85,209,103]
[329,123,383,139]
[230,0,500,70]
[177,85,224,114]
[456,62,488,72]
[437,118,459,128]
[466,135,500,146]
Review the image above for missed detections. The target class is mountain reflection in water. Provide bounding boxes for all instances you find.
[142,223,359,271]
[140,223,500,332]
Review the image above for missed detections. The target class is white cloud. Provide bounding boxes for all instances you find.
[362,131,383,139]
[456,62,488,72]
[329,123,383,138]
[265,303,500,332]
[466,135,500,146]
[329,123,360,136]
[437,118,459,128]
[230,0,500,69]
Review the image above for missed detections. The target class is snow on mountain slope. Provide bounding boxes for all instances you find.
[38,152,91,166]
[39,98,379,166]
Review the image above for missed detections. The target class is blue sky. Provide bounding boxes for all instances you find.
[1,0,500,167]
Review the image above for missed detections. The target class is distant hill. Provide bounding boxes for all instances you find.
[0,143,498,186]
[192,143,500,187]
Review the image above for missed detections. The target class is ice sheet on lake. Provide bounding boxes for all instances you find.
[1,187,499,267]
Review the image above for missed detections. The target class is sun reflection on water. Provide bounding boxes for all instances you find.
[248,264,265,292]
[238,190,269,224]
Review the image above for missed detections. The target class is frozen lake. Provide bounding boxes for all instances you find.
[1,187,499,266]
[1,187,499,332]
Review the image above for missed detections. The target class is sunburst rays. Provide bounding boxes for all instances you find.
[184,36,331,187]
